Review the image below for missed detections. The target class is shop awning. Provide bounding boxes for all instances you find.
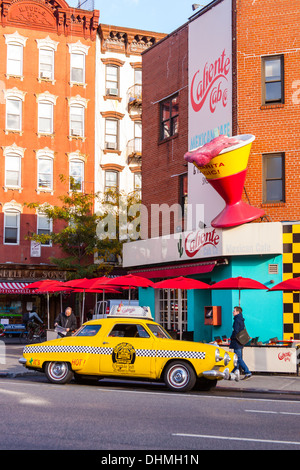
[0,282,32,294]
[129,261,217,279]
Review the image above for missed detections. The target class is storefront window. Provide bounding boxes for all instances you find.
[157,287,187,339]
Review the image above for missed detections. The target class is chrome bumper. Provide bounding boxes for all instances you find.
[19,357,27,366]
[202,368,240,381]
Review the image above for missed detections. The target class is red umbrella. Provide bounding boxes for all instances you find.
[211,276,268,306]
[105,274,155,304]
[268,277,300,291]
[22,279,59,290]
[154,276,210,290]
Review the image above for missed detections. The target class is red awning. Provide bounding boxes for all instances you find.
[129,261,216,279]
[0,282,32,294]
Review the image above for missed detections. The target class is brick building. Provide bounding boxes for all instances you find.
[0,0,99,319]
[124,0,300,343]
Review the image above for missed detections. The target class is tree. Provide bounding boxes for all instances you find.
[24,178,141,279]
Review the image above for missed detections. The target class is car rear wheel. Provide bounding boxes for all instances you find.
[164,361,196,392]
[45,361,73,384]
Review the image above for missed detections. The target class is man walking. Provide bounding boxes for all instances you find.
[230,306,252,379]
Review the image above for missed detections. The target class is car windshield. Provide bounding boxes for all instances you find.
[147,323,172,339]
[74,324,102,337]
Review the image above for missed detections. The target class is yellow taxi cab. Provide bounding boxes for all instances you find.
[19,306,238,392]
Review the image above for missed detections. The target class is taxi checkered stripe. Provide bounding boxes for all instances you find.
[24,345,206,360]
[23,345,113,355]
[136,349,205,360]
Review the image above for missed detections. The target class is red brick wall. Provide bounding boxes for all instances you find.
[142,25,189,237]
[236,0,300,221]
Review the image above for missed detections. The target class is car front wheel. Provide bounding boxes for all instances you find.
[45,361,73,384]
[164,361,196,392]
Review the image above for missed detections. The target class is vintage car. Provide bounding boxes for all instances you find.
[19,308,238,392]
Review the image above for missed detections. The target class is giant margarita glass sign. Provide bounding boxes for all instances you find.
[188,0,233,228]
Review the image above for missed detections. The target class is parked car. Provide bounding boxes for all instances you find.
[19,310,238,392]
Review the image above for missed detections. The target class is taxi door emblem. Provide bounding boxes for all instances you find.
[112,343,136,373]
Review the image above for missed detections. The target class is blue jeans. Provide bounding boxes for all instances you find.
[233,348,251,374]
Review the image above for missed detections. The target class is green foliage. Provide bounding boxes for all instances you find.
[24,177,141,279]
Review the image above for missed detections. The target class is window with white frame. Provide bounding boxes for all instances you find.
[39,48,54,80]
[37,214,52,246]
[5,154,21,188]
[69,159,84,191]
[4,209,20,244]
[71,53,85,83]
[105,170,118,190]
[70,105,84,137]
[4,88,26,133]
[68,41,89,86]
[105,119,118,150]
[36,37,58,82]
[106,65,119,96]
[134,172,141,191]
[6,98,22,131]
[38,101,53,134]
[37,157,53,190]
[5,32,28,78]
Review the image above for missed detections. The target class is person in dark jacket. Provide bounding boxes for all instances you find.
[54,307,77,336]
[230,306,252,379]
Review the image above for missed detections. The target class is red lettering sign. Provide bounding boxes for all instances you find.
[185,229,220,258]
[190,49,231,114]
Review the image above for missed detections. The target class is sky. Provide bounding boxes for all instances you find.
[71,0,212,35]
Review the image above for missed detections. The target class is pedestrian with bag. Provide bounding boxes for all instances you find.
[230,306,252,380]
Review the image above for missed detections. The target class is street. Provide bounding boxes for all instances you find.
[1,375,300,452]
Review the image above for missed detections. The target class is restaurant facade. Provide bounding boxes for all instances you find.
[123,0,300,345]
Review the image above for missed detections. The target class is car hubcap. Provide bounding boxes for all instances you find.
[49,362,68,380]
[168,365,189,388]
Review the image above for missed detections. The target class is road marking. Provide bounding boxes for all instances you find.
[173,433,300,446]
[245,409,300,416]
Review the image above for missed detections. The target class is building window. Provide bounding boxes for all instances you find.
[71,52,85,83]
[38,101,53,134]
[179,173,188,218]
[38,157,53,190]
[4,210,20,244]
[106,65,119,96]
[5,32,27,78]
[70,159,84,192]
[68,41,89,86]
[70,105,84,137]
[160,95,179,140]
[263,153,285,203]
[39,48,54,80]
[262,55,284,104]
[105,119,118,150]
[134,172,141,192]
[6,98,22,131]
[105,170,119,191]
[7,44,23,76]
[5,154,21,188]
[37,214,52,246]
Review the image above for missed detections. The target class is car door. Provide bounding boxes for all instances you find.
[99,322,155,378]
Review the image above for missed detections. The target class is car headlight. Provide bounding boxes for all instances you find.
[215,348,222,362]
[224,352,231,366]
[233,353,238,367]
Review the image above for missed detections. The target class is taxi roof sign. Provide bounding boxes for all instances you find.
[108,305,153,319]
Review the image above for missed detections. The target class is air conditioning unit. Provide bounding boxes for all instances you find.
[106,88,118,96]
[71,128,83,137]
[105,141,117,150]
[40,71,52,79]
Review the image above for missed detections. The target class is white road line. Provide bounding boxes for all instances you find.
[173,433,300,446]
[245,409,300,416]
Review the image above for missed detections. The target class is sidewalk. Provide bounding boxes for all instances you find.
[1,342,300,395]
